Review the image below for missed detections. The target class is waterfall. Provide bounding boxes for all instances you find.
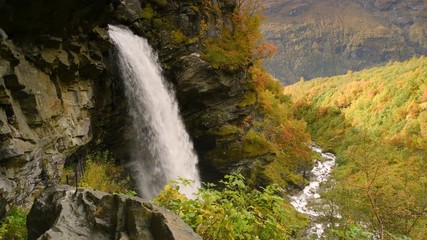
[108,25,201,199]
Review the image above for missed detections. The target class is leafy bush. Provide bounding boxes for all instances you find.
[79,151,134,195]
[0,206,27,240]
[203,41,247,70]
[155,174,308,240]
[331,224,375,239]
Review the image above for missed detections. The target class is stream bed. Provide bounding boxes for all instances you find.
[290,143,337,238]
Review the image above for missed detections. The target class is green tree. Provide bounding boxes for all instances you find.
[324,134,427,239]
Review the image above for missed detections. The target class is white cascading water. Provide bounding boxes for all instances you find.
[108,25,201,199]
[290,143,337,238]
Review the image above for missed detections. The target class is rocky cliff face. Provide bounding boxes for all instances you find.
[0,0,257,216]
[262,0,427,84]
[0,16,110,216]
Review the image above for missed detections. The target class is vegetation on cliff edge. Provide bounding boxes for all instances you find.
[62,151,136,196]
[201,0,277,71]
[201,0,312,190]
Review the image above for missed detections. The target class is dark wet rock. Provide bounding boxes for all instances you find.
[0,28,7,40]
[168,54,257,181]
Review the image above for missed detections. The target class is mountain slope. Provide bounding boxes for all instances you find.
[284,57,427,238]
[261,0,427,84]
[285,56,427,151]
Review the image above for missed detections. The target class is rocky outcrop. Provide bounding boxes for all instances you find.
[0,28,111,217]
[27,185,201,240]
[172,54,256,182]
[262,0,427,84]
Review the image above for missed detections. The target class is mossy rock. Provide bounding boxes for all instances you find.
[153,0,168,6]
[209,129,273,165]
[139,5,155,20]
[239,92,257,107]
[152,18,164,29]
[172,30,187,43]
[186,37,199,45]
[210,124,242,136]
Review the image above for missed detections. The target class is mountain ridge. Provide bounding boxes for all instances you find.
[261,0,427,84]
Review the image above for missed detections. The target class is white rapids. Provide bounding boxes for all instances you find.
[290,143,337,238]
[108,25,201,199]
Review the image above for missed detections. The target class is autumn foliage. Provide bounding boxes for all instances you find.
[240,64,313,188]
[285,57,427,239]
[201,0,277,70]
[198,0,310,190]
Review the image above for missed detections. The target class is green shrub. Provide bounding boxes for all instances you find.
[155,174,308,240]
[239,92,257,107]
[79,151,134,195]
[200,0,276,71]
[211,124,242,136]
[331,224,375,239]
[0,206,27,240]
[203,43,244,70]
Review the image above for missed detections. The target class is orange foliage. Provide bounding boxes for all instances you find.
[318,107,329,118]
[251,66,270,89]
[246,64,312,187]
[422,88,427,101]
[252,40,278,62]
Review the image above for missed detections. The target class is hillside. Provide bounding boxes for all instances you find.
[285,57,427,238]
[261,0,427,84]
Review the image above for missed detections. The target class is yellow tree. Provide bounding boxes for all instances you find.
[328,133,427,239]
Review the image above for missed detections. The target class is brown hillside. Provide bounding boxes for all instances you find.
[262,0,427,84]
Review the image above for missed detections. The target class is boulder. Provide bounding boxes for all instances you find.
[27,185,201,240]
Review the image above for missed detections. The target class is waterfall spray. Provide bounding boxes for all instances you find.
[108,25,201,199]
